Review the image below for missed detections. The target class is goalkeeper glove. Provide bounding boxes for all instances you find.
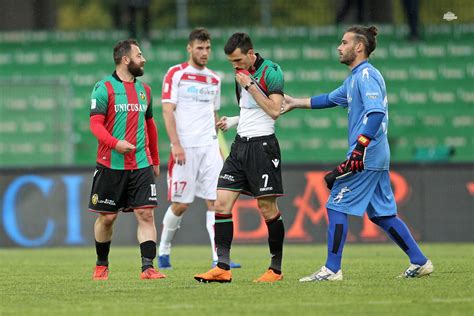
[346,134,371,172]
[324,161,353,190]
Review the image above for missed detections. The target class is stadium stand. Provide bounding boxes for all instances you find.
[0,25,472,166]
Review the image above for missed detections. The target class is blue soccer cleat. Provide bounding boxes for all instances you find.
[212,260,242,269]
[158,255,172,269]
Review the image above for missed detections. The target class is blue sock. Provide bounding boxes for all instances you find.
[370,216,427,265]
[325,208,348,273]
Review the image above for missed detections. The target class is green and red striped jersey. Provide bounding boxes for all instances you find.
[90,72,154,170]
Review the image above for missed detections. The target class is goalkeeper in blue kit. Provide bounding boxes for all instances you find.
[282,25,433,281]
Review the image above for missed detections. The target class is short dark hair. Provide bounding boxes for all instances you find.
[113,39,139,65]
[224,32,253,55]
[189,27,211,43]
[345,25,378,57]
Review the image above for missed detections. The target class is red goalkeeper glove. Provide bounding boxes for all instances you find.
[324,161,353,190]
[345,134,371,172]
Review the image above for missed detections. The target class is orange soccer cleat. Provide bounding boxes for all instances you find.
[253,269,283,283]
[93,265,109,281]
[194,266,232,283]
[140,267,167,280]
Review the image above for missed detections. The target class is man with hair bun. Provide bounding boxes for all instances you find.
[282,25,433,281]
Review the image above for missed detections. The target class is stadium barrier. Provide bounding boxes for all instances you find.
[0,164,472,247]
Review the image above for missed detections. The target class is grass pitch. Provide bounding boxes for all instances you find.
[1,243,472,315]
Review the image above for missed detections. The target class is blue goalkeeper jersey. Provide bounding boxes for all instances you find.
[328,60,390,170]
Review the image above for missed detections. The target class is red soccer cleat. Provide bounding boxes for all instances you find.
[93,265,109,281]
[140,267,167,280]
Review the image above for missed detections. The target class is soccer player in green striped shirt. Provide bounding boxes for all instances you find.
[88,39,165,280]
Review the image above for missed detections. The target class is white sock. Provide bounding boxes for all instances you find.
[206,210,218,261]
[158,205,182,256]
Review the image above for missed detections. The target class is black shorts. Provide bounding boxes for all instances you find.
[88,165,158,213]
[217,134,283,198]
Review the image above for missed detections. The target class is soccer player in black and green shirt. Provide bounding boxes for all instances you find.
[194,33,286,283]
[88,39,165,280]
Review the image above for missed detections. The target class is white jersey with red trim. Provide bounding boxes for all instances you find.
[162,62,221,147]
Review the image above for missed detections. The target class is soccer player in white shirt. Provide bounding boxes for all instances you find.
[158,28,240,269]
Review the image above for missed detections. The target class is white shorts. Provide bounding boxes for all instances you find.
[167,141,223,203]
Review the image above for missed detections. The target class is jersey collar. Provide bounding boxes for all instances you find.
[251,53,264,75]
[112,71,136,83]
[351,60,369,74]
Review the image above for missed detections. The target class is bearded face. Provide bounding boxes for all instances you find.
[339,45,357,65]
[128,59,144,77]
[337,32,359,66]
[188,40,210,68]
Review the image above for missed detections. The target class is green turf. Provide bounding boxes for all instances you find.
[1,244,473,315]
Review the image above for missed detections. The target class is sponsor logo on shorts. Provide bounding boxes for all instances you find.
[259,186,274,192]
[91,194,98,205]
[272,159,280,168]
[149,196,157,201]
[220,174,235,182]
[92,194,116,206]
[333,186,351,203]
[100,199,116,206]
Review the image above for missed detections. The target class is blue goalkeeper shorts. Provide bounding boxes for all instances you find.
[326,170,397,217]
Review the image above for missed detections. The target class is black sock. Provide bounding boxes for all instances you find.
[266,212,285,274]
[95,240,111,266]
[215,213,233,270]
[140,240,156,272]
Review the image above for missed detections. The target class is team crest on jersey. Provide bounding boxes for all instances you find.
[91,194,99,205]
[140,91,146,101]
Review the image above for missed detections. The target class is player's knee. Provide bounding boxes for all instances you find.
[369,216,380,224]
[171,203,189,216]
[257,199,277,220]
[97,214,117,229]
[369,215,395,225]
[135,208,155,223]
[205,200,216,211]
[213,199,230,214]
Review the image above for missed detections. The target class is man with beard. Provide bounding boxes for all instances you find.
[88,39,165,280]
[158,28,241,270]
[282,25,433,281]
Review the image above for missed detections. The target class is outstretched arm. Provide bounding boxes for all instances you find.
[282,94,338,114]
[281,94,311,113]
